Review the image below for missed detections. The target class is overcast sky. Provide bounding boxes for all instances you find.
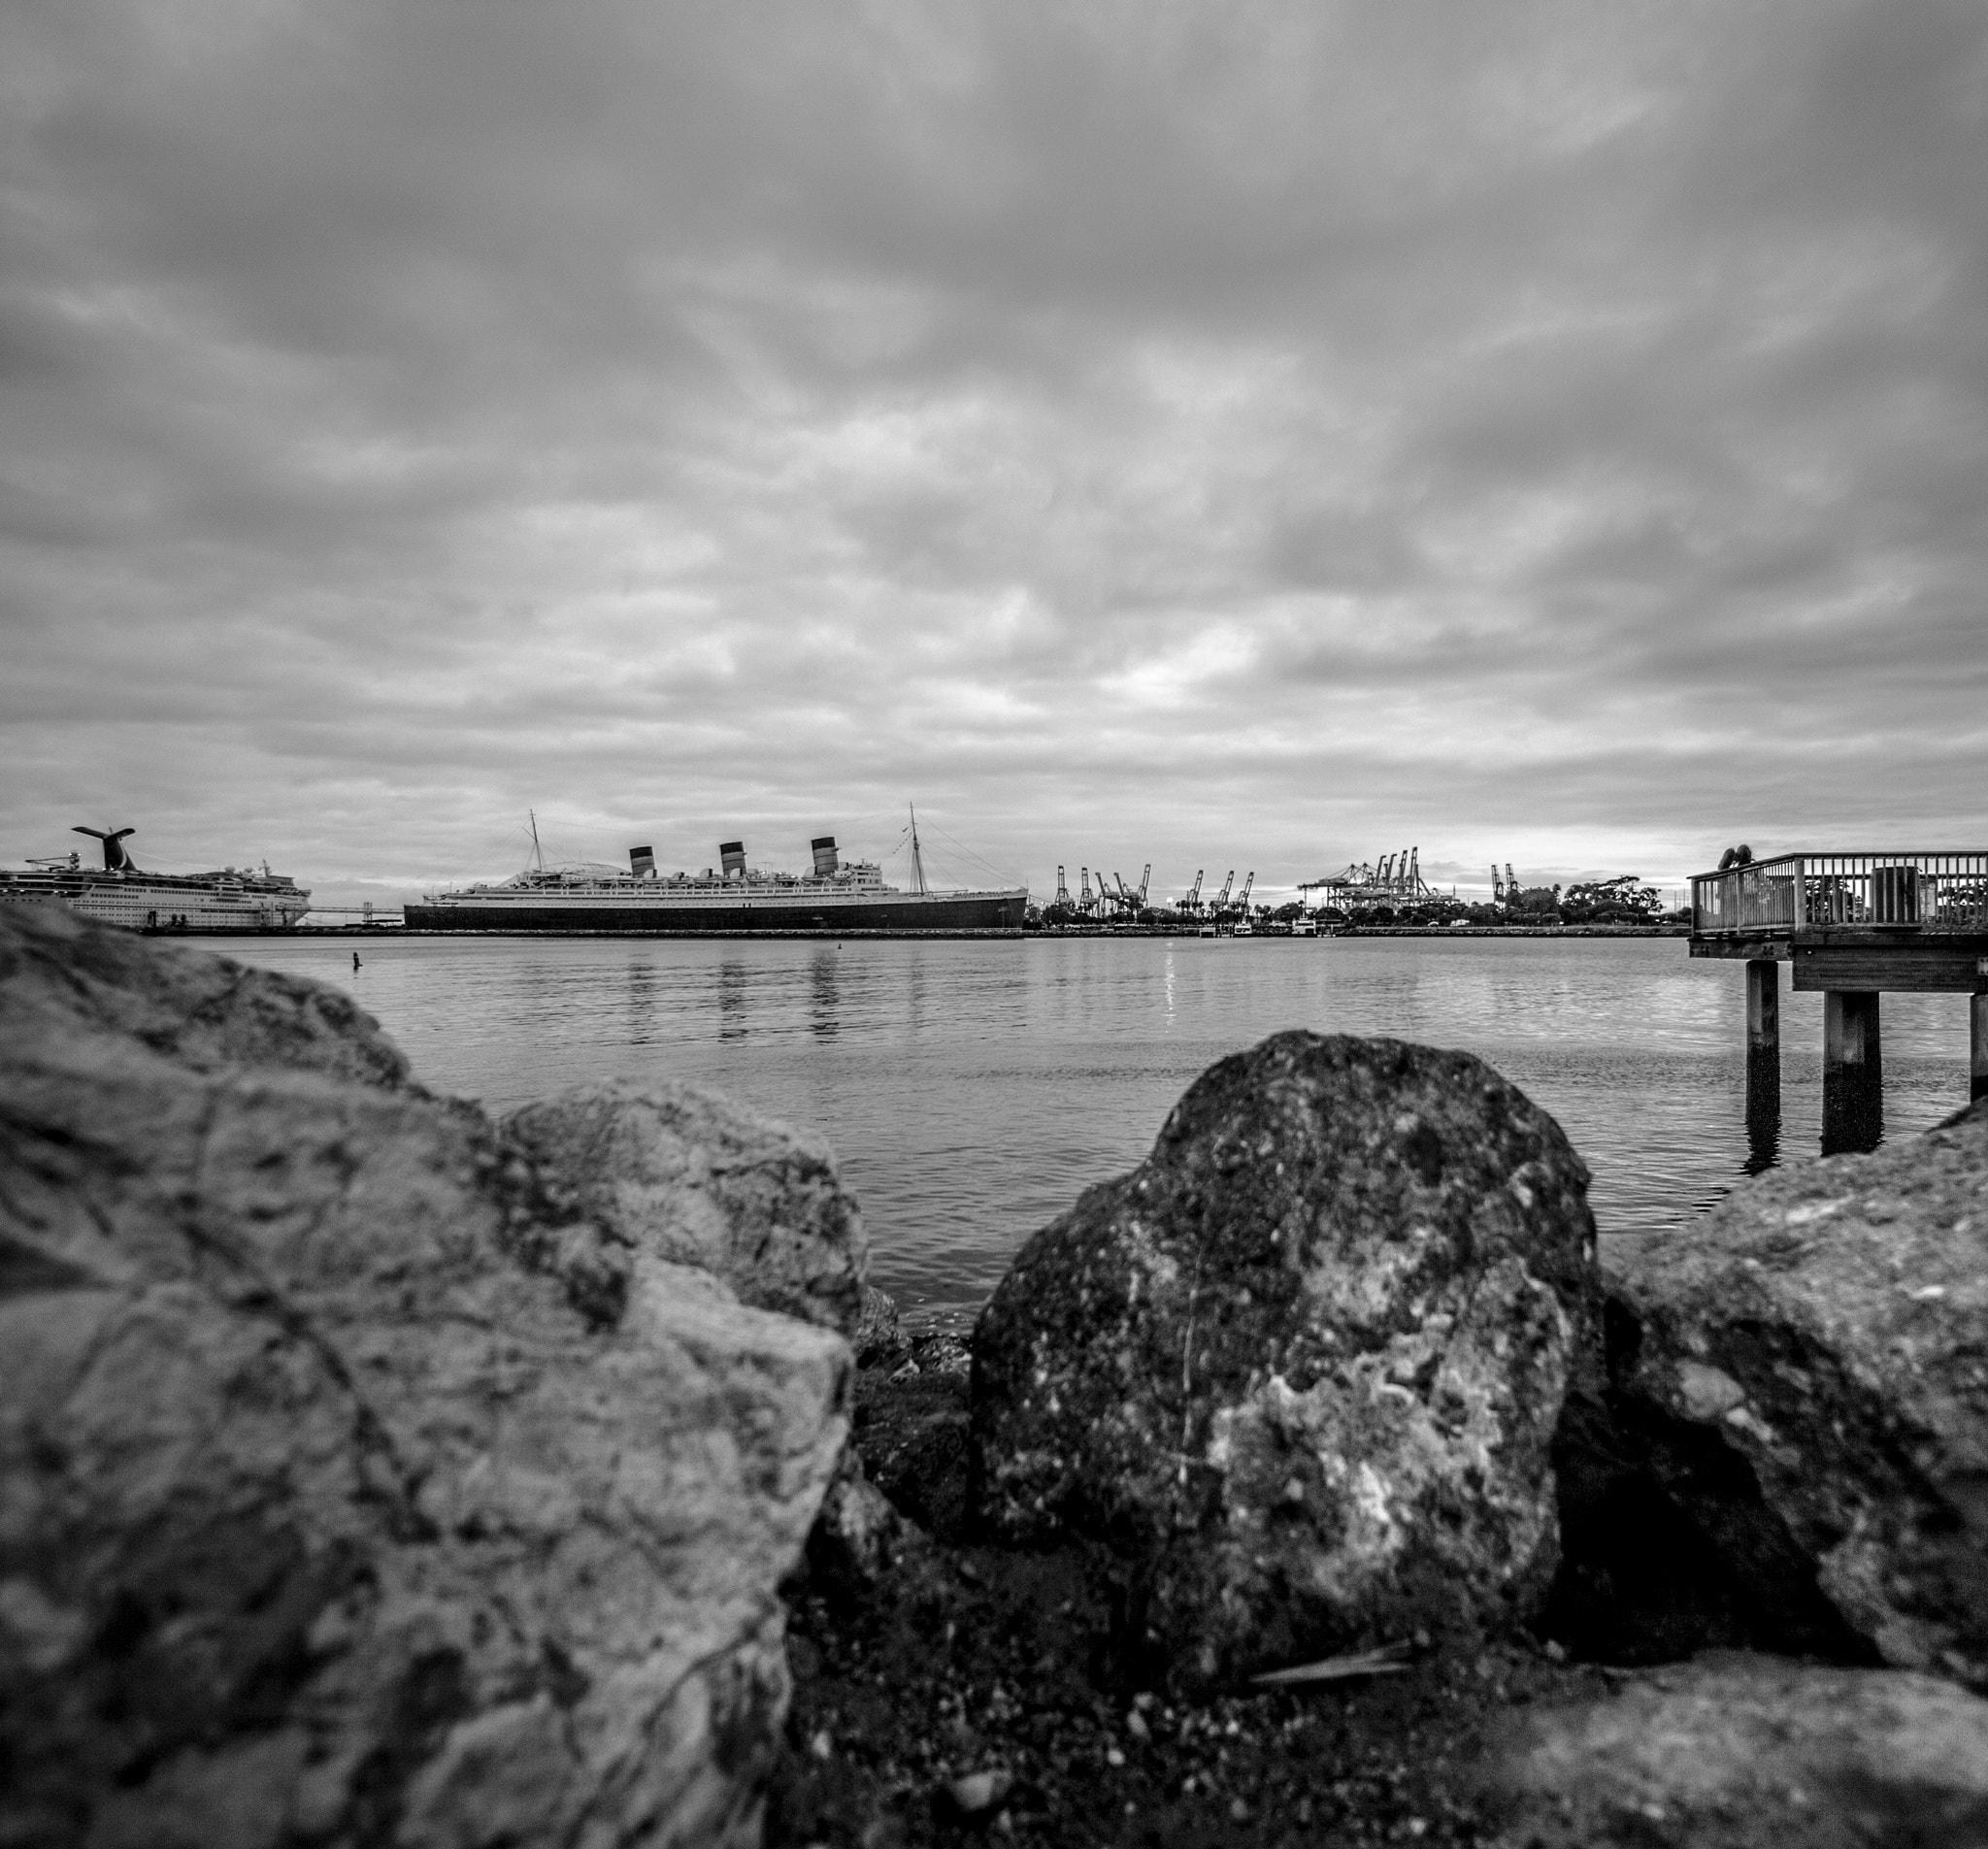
[5,0,1984,908]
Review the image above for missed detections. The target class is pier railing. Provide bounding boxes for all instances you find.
[1692,852,1988,937]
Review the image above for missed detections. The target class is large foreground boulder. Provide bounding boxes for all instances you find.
[1474,1653,1988,1847]
[0,894,408,1088]
[1591,1099,1988,1689]
[971,1032,1598,1690]
[0,906,852,1848]
[505,1081,868,1339]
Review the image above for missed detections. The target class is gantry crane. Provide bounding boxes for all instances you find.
[1182,869,1204,911]
[1236,871,1254,914]
[1214,871,1235,910]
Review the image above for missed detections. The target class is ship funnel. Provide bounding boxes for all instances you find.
[811,835,839,876]
[628,844,655,879]
[74,826,137,872]
[719,840,746,877]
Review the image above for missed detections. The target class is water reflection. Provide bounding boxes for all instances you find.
[811,948,840,1040]
[626,959,656,1046]
[1743,1049,1780,1174]
[717,959,746,1040]
[1822,1065,1885,1156]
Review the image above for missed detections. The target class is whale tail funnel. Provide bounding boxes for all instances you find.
[74,826,137,872]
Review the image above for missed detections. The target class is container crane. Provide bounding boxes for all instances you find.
[1236,871,1254,913]
[1137,865,1151,908]
[1055,865,1071,908]
[1214,871,1235,910]
[1182,869,1204,911]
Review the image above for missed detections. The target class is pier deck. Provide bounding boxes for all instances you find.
[1690,851,1988,1150]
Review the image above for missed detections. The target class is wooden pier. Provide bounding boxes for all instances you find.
[1691,851,1988,1154]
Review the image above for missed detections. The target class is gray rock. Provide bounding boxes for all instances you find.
[853,1283,911,1370]
[504,1080,868,1338]
[805,1452,909,1596]
[971,1032,1597,1690]
[0,908,851,1848]
[1474,1653,1988,1847]
[1605,1099,1988,1688]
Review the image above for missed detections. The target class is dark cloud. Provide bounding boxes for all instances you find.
[3,0,1984,907]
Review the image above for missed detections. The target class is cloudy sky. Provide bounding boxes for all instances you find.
[5,0,1984,909]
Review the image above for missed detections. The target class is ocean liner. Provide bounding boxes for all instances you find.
[404,814,1026,935]
[0,827,312,931]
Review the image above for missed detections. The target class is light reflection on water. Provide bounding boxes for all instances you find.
[237,936,1976,1325]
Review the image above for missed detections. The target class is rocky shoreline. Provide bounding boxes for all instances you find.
[4,905,1985,1847]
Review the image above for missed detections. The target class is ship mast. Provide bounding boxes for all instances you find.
[528,809,544,874]
[909,804,927,896]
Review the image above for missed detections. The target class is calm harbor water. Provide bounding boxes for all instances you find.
[234,935,1975,1327]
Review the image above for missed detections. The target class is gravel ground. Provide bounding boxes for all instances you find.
[766,1530,1607,1846]
[764,1339,1606,1848]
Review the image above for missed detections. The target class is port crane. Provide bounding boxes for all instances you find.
[1055,865,1071,908]
[1233,871,1255,916]
[1213,871,1235,911]
[1181,869,1204,912]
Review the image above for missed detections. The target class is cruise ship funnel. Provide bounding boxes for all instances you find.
[628,845,656,878]
[812,835,839,876]
[75,826,137,872]
[720,841,746,877]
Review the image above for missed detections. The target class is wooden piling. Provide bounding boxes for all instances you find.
[1745,959,1779,1058]
[1823,990,1883,1154]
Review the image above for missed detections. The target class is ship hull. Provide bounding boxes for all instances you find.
[0,875,310,931]
[403,890,1026,935]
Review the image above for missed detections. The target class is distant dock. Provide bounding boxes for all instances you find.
[1690,851,1988,1152]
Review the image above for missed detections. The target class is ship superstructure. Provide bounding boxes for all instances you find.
[0,827,312,931]
[405,822,1026,935]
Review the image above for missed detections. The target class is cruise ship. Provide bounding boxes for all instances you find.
[404,819,1026,936]
[0,827,313,931]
